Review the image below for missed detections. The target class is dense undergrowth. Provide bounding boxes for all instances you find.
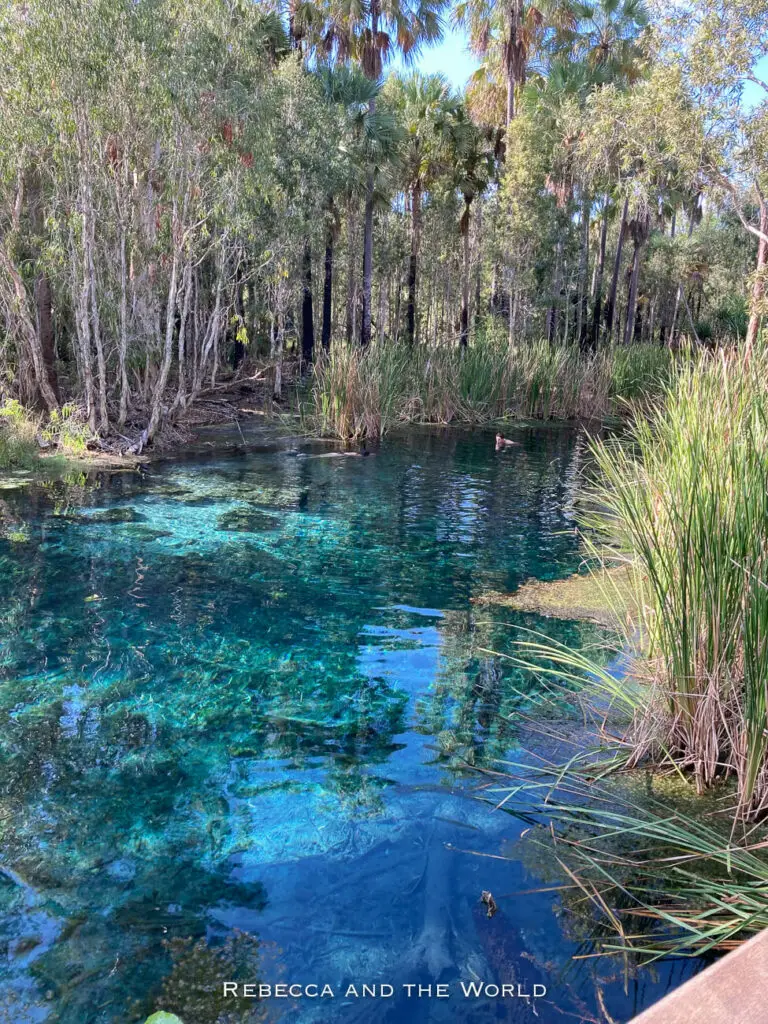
[0,399,90,470]
[498,346,768,956]
[302,334,676,439]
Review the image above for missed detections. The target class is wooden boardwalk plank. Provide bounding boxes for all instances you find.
[630,930,768,1024]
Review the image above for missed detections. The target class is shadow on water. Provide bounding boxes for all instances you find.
[0,425,701,1023]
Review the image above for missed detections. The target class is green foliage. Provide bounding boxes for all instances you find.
[0,400,40,469]
[586,350,768,818]
[145,1014,184,1024]
[494,764,768,957]
[0,0,761,437]
[41,404,91,455]
[493,347,768,953]
[303,335,675,438]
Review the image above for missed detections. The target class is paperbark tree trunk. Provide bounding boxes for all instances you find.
[26,166,60,404]
[144,203,181,444]
[0,245,59,413]
[746,196,768,360]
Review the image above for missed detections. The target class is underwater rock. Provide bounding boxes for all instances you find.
[481,890,498,918]
[217,507,280,533]
[82,507,148,524]
[174,495,222,507]
[106,858,137,882]
[124,525,174,541]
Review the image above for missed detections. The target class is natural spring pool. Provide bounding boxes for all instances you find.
[0,425,698,1023]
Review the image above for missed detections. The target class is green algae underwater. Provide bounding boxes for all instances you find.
[0,426,699,1024]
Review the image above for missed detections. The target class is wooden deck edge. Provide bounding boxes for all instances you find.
[630,929,768,1024]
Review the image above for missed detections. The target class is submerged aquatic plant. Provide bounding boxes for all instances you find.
[144,934,265,1024]
[302,335,675,439]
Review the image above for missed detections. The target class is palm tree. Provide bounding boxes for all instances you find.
[322,0,449,345]
[451,108,495,346]
[317,64,383,349]
[269,0,331,364]
[386,73,465,344]
[455,0,576,129]
[565,0,649,84]
[563,1,650,344]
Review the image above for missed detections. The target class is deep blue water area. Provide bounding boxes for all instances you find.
[0,425,696,1023]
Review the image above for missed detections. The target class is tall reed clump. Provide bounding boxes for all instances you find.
[303,337,675,439]
[584,350,768,820]
[494,348,768,955]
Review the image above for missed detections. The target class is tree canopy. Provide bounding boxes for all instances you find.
[0,0,766,442]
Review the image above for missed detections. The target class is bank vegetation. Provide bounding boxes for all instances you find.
[0,0,766,453]
[497,348,768,957]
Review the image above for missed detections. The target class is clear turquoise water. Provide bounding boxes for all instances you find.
[0,426,695,1024]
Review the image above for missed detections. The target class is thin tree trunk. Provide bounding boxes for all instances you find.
[346,201,356,344]
[68,225,96,429]
[193,242,225,394]
[118,222,130,427]
[361,165,374,347]
[473,203,482,335]
[563,265,572,343]
[321,222,333,352]
[26,166,60,403]
[589,198,609,350]
[746,194,768,359]
[0,244,59,413]
[460,197,472,348]
[548,236,563,343]
[170,261,192,415]
[623,241,642,346]
[145,207,181,443]
[82,175,108,433]
[670,204,698,346]
[406,183,421,344]
[605,196,629,340]
[393,270,402,342]
[274,285,285,400]
[34,273,59,403]
[301,238,314,364]
[378,273,387,343]
[577,189,590,348]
